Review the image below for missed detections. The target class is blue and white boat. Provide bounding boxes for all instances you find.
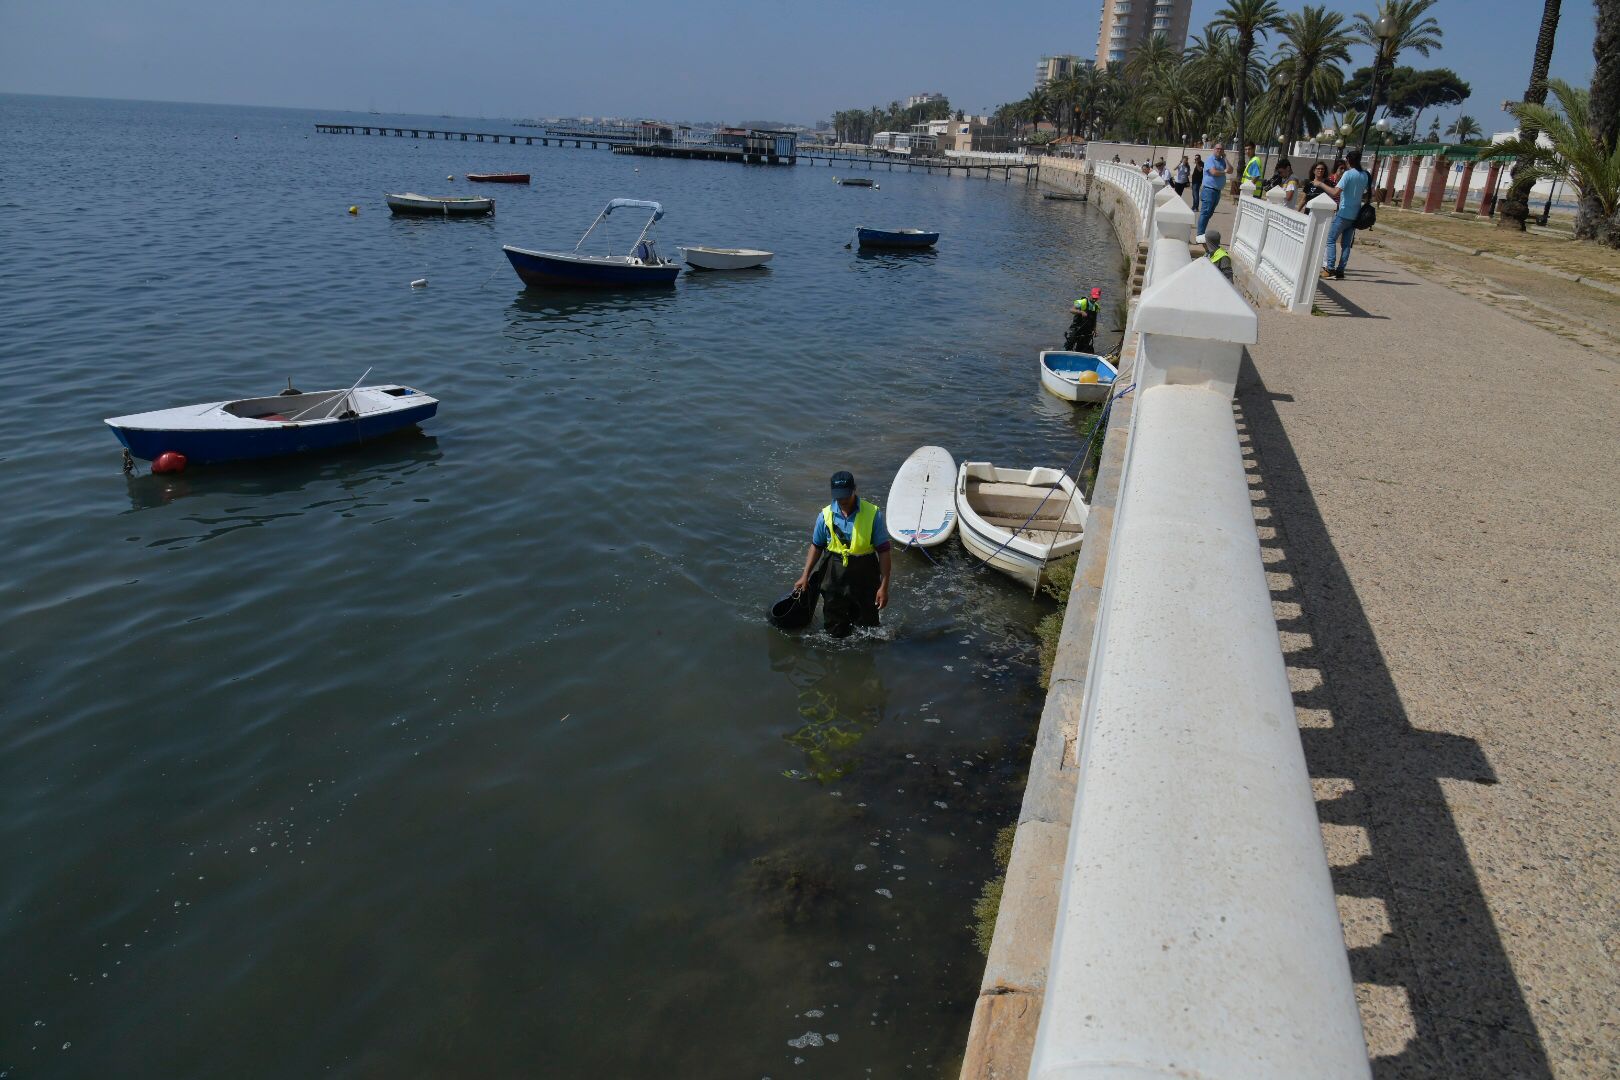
[503,198,680,288]
[105,378,438,465]
[856,226,939,250]
[1039,350,1118,404]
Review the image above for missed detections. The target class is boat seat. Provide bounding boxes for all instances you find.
[979,515,1083,534]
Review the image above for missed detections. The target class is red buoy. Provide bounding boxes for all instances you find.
[152,451,188,474]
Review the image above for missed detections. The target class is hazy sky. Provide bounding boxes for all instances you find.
[0,0,1599,133]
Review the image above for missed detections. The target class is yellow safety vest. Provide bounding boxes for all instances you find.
[1072,298,1096,314]
[1209,246,1229,265]
[823,500,879,564]
[1246,156,1263,187]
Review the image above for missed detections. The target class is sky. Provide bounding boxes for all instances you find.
[0,0,1599,135]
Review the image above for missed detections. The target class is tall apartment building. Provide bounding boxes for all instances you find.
[1095,0,1191,68]
[905,92,946,108]
[1034,55,1093,91]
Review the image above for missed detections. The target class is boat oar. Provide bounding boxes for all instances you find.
[285,366,372,422]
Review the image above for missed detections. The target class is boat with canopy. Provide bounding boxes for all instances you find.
[502,198,680,288]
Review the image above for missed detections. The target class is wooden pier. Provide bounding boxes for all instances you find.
[311,125,1039,181]
[314,123,622,149]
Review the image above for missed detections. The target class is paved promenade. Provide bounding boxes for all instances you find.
[1234,244,1619,1076]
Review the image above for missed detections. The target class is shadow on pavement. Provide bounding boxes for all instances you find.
[1233,352,1554,1078]
[1312,281,1392,319]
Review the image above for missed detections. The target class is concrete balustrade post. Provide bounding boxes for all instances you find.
[1129,258,1257,399]
[1240,178,1257,201]
[1141,199,1196,295]
[1297,193,1338,310]
[1422,154,1449,213]
[1264,185,1287,205]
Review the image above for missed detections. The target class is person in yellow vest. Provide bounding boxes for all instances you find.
[1244,142,1264,193]
[1064,287,1102,351]
[792,470,892,637]
[1204,229,1233,282]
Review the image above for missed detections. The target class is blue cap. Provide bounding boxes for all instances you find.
[830,471,856,498]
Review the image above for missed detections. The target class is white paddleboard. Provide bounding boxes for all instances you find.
[887,445,958,549]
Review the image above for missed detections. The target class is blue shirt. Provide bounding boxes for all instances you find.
[1335,168,1369,220]
[812,501,891,553]
[1201,155,1228,191]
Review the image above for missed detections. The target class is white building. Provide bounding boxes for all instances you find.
[906,92,946,109]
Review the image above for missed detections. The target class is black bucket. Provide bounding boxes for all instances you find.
[768,588,817,630]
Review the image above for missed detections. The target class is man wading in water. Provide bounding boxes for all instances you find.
[792,471,892,638]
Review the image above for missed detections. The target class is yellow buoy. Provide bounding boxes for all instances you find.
[1078,371,1101,384]
[347,205,358,215]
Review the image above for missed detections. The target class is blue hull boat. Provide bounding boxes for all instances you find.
[502,245,679,288]
[856,227,939,249]
[106,384,438,465]
[504,197,680,289]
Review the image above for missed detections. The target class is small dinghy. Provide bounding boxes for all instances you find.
[955,462,1088,588]
[1039,351,1118,404]
[465,172,530,184]
[503,198,679,288]
[856,227,938,250]
[837,177,876,187]
[678,245,774,271]
[386,192,495,216]
[105,373,437,465]
[887,445,957,549]
[1042,191,1087,201]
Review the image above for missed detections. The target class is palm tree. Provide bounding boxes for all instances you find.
[1505,79,1620,245]
[1126,32,1181,84]
[1049,71,1085,136]
[1446,114,1482,142]
[1187,28,1265,123]
[1588,0,1620,243]
[1211,0,1285,149]
[1150,63,1204,147]
[1354,0,1443,151]
[1020,90,1051,138]
[1499,0,1562,230]
[1275,6,1354,148]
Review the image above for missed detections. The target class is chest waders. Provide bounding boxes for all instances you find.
[820,499,881,638]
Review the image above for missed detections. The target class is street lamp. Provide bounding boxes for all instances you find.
[1358,12,1399,153]
[1155,115,1164,146]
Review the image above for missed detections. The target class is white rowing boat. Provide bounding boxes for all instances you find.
[677,245,774,271]
[955,462,1088,588]
[385,192,495,216]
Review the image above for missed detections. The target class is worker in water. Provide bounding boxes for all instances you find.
[792,471,892,638]
[1064,287,1102,351]
[1204,229,1233,282]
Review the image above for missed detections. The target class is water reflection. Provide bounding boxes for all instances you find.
[505,286,681,324]
[121,430,442,512]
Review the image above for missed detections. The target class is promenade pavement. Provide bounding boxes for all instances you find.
[1233,242,1619,1076]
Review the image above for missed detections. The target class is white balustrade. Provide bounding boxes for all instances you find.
[1091,161,1155,239]
[1026,163,1370,1080]
[1229,185,1338,313]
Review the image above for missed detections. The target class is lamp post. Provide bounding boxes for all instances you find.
[1155,115,1165,150]
[1358,12,1398,153]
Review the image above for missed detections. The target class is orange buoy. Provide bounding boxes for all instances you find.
[152,451,188,474]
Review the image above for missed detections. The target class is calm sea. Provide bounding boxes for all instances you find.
[0,95,1124,1078]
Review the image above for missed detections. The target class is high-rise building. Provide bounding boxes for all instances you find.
[1034,55,1093,91]
[905,92,946,108]
[1095,0,1191,69]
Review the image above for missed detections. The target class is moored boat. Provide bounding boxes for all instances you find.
[1042,191,1087,201]
[105,380,438,465]
[677,245,774,271]
[465,172,530,184]
[856,227,939,250]
[386,192,495,216]
[955,462,1088,588]
[1039,351,1118,403]
[837,176,876,187]
[502,198,680,288]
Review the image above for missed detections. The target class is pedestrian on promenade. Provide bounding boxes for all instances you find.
[792,471,892,638]
[1196,145,1229,242]
[1190,154,1204,202]
[1319,147,1370,280]
[1156,158,1168,182]
[1173,156,1190,196]
[1269,158,1298,208]
[1331,156,1348,182]
[1304,161,1333,203]
[1243,142,1264,193]
[1112,154,1121,163]
[1203,229,1233,282]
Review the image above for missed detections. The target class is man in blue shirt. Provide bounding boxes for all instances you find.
[1196,145,1229,243]
[792,470,892,637]
[1321,148,1370,280]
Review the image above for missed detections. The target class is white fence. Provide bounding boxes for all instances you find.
[1028,168,1369,1079]
[1230,181,1337,313]
[1091,161,1155,237]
